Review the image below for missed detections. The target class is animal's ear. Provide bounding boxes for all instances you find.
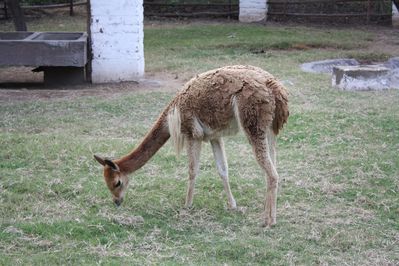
[94,154,106,166]
[104,159,120,172]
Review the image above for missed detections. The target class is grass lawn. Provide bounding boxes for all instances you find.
[1,12,399,265]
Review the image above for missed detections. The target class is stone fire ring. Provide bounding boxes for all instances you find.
[300,58,399,91]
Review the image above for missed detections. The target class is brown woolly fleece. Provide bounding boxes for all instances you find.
[109,65,289,174]
[170,65,289,140]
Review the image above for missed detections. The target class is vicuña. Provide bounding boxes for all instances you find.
[94,65,289,227]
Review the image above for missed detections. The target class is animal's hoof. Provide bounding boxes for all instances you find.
[262,219,276,228]
[227,204,237,211]
[227,199,237,210]
[262,223,271,228]
[184,204,193,210]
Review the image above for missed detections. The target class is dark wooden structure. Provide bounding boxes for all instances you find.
[1,0,86,19]
[0,0,8,19]
[0,0,394,24]
[267,0,393,25]
[5,0,27,30]
[143,1,239,18]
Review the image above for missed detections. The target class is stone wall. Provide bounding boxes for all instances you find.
[239,0,267,22]
[89,0,144,83]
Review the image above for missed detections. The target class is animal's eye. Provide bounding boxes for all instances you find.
[114,180,122,188]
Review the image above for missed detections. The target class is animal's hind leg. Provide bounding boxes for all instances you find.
[185,138,202,208]
[210,138,237,209]
[247,130,279,227]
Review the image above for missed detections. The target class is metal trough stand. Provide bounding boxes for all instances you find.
[0,32,88,86]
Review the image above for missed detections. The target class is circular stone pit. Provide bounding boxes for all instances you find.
[301,57,399,91]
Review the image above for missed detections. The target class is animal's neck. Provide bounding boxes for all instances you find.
[116,112,170,174]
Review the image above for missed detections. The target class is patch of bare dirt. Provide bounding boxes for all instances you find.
[365,27,399,56]
[0,67,185,103]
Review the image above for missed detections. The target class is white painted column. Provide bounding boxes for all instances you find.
[239,0,268,23]
[89,0,144,83]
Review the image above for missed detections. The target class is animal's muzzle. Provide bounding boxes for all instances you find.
[114,198,123,207]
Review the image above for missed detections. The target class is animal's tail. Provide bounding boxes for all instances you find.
[267,79,289,135]
[167,106,185,156]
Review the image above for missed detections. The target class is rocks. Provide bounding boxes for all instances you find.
[384,57,399,69]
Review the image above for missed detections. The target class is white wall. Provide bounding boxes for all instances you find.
[89,0,144,83]
[239,0,268,22]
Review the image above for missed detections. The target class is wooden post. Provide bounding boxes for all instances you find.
[228,0,231,19]
[69,0,74,16]
[3,0,8,19]
[5,0,27,31]
[366,0,371,24]
[86,0,92,83]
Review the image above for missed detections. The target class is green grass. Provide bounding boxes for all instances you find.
[144,23,376,76]
[1,14,399,265]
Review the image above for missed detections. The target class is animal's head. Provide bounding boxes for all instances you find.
[94,155,129,207]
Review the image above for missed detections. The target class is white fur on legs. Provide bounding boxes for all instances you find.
[210,138,237,209]
[267,127,277,168]
[185,139,202,208]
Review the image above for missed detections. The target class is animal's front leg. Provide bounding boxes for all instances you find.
[185,139,202,208]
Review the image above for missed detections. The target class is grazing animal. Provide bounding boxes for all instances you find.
[94,65,289,227]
